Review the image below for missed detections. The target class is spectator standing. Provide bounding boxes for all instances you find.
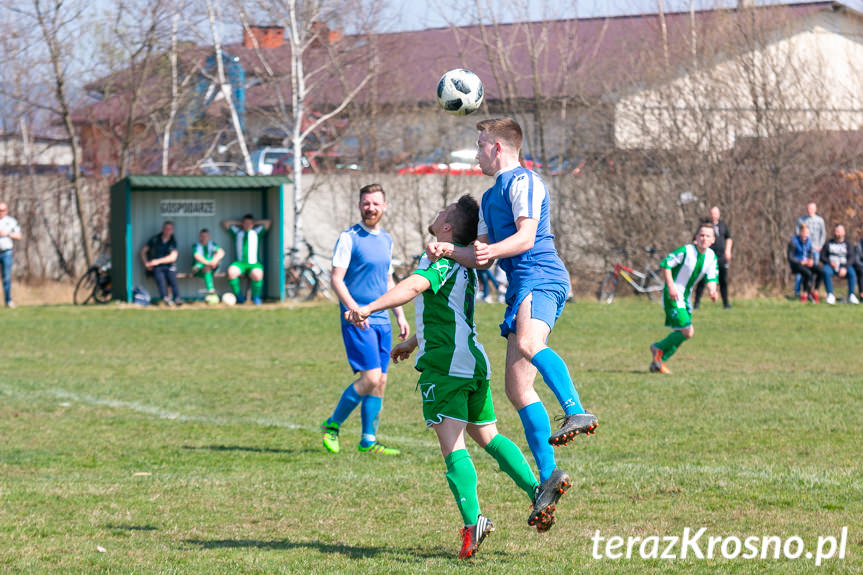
[820,224,858,305]
[694,206,733,309]
[140,221,182,306]
[0,202,22,308]
[795,202,826,295]
[854,235,863,297]
[786,224,822,303]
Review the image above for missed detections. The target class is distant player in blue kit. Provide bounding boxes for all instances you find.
[427,118,597,529]
[320,183,410,455]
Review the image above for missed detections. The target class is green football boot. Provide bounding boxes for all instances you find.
[321,420,340,454]
[357,441,400,456]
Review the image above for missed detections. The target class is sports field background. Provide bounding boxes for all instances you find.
[1,300,860,574]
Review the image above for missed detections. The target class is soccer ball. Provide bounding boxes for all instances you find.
[205,293,220,305]
[221,292,237,306]
[437,69,483,116]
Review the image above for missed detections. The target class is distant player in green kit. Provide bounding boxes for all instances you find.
[222,214,271,305]
[650,222,718,374]
[346,195,541,559]
[192,228,225,295]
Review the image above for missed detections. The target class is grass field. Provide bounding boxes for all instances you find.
[1,299,861,574]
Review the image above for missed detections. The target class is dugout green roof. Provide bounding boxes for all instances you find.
[124,175,292,189]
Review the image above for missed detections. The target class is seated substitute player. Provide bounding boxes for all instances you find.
[347,195,548,559]
[191,228,225,295]
[426,117,595,519]
[221,214,271,305]
[650,222,718,374]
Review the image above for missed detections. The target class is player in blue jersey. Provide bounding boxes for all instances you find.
[320,183,410,455]
[427,118,598,526]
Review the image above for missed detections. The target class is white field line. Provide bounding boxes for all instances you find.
[0,384,437,448]
[2,384,860,487]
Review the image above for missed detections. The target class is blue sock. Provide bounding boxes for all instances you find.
[518,402,556,483]
[531,347,584,415]
[360,395,382,447]
[329,383,363,425]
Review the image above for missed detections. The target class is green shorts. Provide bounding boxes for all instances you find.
[663,294,692,329]
[228,261,263,276]
[417,371,496,427]
[192,262,216,274]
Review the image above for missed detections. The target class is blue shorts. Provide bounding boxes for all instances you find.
[342,323,392,373]
[500,286,568,338]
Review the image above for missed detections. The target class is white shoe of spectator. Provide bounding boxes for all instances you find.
[826,293,836,305]
[849,294,859,305]
[497,293,506,304]
[483,295,494,304]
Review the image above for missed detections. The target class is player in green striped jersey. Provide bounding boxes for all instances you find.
[650,223,718,374]
[222,214,271,305]
[347,195,546,558]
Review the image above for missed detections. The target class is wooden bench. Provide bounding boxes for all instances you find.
[176,271,227,279]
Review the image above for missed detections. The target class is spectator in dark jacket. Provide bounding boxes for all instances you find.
[820,224,858,305]
[787,224,822,303]
[854,237,863,297]
[694,206,733,309]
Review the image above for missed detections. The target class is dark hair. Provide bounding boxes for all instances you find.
[163,220,174,227]
[199,228,209,234]
[697,221,714,235]
[447,195,479,245]
[243,213,254,220]
[359,183,385,199]
[476,118,523,152]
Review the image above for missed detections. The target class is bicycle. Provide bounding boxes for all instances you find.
[74,252,112,305]
[597,247,664,304]
[285,241,334,302]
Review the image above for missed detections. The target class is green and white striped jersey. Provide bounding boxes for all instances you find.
[193,240,221,260]
[660,243,718,306]
[412,254,491,380]
[228,225,266,265]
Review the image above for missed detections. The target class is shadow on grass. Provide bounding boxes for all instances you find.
[182,444,296,455]
[105,524,158,532]
[184,538,491,560]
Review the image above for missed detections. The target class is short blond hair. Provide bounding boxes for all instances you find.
[476,118,523,152]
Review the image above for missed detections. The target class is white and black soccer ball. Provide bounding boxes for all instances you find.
[221,292,237,306]
[437,69,484,116]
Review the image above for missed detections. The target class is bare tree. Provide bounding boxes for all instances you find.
[30,0,93,268]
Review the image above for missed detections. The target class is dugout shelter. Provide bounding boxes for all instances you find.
[110,175,290,302]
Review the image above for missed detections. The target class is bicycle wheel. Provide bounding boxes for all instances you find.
[597,272,618,304]
[73,268,98,305]
[644,270,665,302]
[285,264,318,301]
[93,272,112,304]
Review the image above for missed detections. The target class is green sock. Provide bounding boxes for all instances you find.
[484,434,539,500]
[197,270,214,292]
[444,449,480,526]
[657,330,687,361]
[251,279,263,299]
[228,277,241,296]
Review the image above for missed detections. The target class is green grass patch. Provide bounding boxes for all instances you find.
[0,300,860,573]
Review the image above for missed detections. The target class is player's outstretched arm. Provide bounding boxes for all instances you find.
[388,273,410,341]
[426,235,491,269]
[478,217,537,264]
[345,274,430,325]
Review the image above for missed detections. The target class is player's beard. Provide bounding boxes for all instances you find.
[362,210,382,228]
